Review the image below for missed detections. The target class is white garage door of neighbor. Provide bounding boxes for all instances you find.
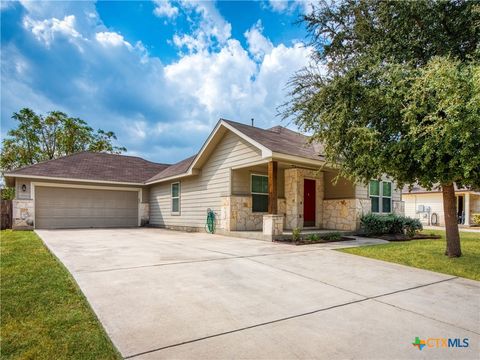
[35,186,139,229]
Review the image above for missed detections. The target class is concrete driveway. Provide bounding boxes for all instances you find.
[37,228,479,359]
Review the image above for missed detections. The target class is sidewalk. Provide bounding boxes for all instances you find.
[423,225,480,233]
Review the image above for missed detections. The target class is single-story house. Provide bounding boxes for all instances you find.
[5,119,404,238]
[403,185,480,227]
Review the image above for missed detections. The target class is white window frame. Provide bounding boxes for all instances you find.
[250,173,268,213]
[369,180,392,214]
[171,182,180,215]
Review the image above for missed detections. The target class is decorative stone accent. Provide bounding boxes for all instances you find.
[219,196,262,231]
[284,168,324,229]
[263,214,284,236]
[13,199,34,230]
[220,196,287,231]
[277,198,286,228]
[322,198,371,231]
[393,200,405,216]
[140,203,149,226]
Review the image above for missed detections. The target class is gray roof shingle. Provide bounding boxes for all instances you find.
[146,155,196,183]
[402,183,477,194]
[223,119,325,161]
[7,151,169,184]
[6,120,325,185]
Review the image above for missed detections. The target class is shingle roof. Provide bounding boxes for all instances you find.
[146,155,196,183]
[223,119,325,161]
[7,152,169,184]
[6,120,326,185]
[402,183,477,194]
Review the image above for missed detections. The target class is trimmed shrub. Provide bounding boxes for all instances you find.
[360,213,423,237]
[360,213,389,235]
[403,217,423,237]
[306,233,320,241]
[320,232,342,241]
[472,214,480,225]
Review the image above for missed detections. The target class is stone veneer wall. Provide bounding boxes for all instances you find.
[220,196,286,231]
[12,199,34,230]
[322,198,371,231]
[284,168,324,230]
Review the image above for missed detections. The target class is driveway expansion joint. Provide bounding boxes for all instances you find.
[123,276,462,359]
[77,247,325,274]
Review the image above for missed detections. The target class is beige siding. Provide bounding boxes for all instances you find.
[15,179,32,200]
[404,193,445,225]
[149,131,263,229]
[405,192,480,226]
[232,166,285,197]
[355,176,402,201]
[16,178,146,195]
[324,172,355,199]
[472,194,480,213]
[141,188,149,203]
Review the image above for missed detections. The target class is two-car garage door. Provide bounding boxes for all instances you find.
[35,186,139,229]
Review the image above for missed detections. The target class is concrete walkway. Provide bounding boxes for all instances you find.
[423,225,480,233]
[36,228,479,359]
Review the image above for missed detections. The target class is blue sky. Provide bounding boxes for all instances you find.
[1,1,314,163]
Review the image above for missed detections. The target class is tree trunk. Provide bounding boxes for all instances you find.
[442,183,461,257]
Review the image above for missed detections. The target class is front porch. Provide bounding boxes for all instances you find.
[218,160,373,240]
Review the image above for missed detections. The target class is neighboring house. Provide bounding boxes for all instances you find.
[4,119,404,238]
[403,185,480,227]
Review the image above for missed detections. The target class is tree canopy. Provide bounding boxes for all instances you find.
[285,0,479,187]
[1,108,126,171]
[284,0,480,257]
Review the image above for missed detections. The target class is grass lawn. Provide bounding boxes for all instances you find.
[339,229,480,281]
[0,230,120,359]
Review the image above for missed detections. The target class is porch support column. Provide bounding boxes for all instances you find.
[268,160,278,214]
[464,193,471,226]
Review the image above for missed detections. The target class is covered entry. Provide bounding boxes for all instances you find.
[35,186,139,229]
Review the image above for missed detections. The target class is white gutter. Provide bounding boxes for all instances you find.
[4,173,145,186]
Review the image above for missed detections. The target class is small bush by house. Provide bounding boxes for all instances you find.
[472,213,480,225]
[360,213,422,237]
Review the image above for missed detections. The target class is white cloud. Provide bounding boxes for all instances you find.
[153,0,179,18]
[268,0,316,14]
[268,1,289,12]
[4,1,312,162]
[244,20,273,61]
[23,14,82,47]
[95,31,132,49]
[165,39,257,114]
[172,0,232,53]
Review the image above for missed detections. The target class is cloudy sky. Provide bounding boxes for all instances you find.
[1,0,314,163]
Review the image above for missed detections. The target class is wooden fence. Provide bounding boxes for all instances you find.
[1,200,12,230]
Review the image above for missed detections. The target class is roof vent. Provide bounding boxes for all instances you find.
[251,118,254,127]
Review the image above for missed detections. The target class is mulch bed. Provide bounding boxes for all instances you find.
[274,236,356,245]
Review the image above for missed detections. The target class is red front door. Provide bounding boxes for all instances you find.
[304,179,316,227]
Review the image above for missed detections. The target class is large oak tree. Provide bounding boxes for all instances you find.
[1,107,126,177]
[284,0,480,257]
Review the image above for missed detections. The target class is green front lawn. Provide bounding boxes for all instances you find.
[0,230,120,359]
[339,230,480,281]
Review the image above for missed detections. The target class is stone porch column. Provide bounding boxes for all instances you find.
[263,214,284,238]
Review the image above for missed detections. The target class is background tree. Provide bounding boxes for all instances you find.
[284,0,480,257]
[1,108,127,172]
